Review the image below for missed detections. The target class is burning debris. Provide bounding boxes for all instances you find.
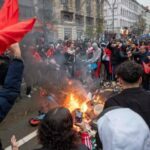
[63,93,88,113]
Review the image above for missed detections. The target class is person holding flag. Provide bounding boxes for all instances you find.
[0,0,36,148]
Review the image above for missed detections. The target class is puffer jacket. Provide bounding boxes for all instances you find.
[0,58,24,122]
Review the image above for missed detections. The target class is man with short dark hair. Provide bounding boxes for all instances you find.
[104,61,150,128]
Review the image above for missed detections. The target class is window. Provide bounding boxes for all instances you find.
[20,5,35,19]
[75,15,84,25]
[114,19,118,27]
[60,0,68,5]
[75,0,80,11]
[104,9,107,16]
[61,11,73,22]
[86,17,94,25]
[114,8,118,15]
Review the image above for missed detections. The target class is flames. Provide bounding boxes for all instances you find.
[63,92,105,113]
[69,94,80,112]
[64,93,88,113]
[81,102,88,113]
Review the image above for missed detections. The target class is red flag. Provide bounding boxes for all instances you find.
[0,0,19,29]
[46,49,54,57]
[0,18,36,55]
[33,51,42,62]
[143,62,150,74]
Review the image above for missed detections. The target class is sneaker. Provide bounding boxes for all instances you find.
[29,113,46,127]
[27,94,31,98]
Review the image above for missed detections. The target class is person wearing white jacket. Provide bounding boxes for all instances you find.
[97,108,150,150]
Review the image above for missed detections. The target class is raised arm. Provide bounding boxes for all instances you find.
[0,43,24,122]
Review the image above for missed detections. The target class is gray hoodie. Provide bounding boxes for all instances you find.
[88,43,102,63]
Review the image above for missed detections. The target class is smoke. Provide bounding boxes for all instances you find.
[21,38,93,103]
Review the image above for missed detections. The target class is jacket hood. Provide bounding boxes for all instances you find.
[92,43,98,50]
[97,108,150,150]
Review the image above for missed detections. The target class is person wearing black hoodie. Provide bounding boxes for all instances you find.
[104,61,150,128]
[107,41,128,80]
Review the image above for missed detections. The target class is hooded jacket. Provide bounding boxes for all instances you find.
[88,43,102,63]
[97,108,150,150]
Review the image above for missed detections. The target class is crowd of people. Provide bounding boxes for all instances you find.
[0,0,150,149]
[19,34,150,92]
[0,33,149,150]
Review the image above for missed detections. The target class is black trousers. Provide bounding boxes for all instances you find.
[103,61,112,81]
[26,86,32,95]
[142,74,150,91]
[0,139,3,150]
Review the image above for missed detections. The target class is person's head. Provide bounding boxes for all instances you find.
[116,61,143,89]
[101,43,106,48]
[131,43,136,49]
[87,42,92,48]
[38,107,80,150]
[140,46,146,54]
[126,39,132,46]
[71,42,75,49]
[92,42,98,51]
[116,41,121,47]
[97,108,150,150]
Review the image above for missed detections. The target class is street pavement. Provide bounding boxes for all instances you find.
[0,92,40,150]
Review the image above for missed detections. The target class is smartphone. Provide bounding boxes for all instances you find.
[75,109,83,123]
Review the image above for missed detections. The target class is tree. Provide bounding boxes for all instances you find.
[132,15,146,35]
[85,26,95,39]
[96,0,105,37]
[96,18,104,38]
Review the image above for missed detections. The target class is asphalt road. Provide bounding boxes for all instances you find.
[0,92,40,150]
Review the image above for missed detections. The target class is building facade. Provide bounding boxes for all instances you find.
[143,9,150,33]
[103,0,147,33]
[19,0,104,41]
[53,0,104,40]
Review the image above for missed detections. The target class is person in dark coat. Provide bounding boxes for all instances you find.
[108,41,128,80]
[0,43,24,150]
[138,46,150,90]
[104,61,150,128]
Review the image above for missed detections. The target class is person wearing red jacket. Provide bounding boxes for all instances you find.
[102,47,112,81]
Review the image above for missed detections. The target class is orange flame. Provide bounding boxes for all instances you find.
[69,94,80,112]
[64,93,88,113]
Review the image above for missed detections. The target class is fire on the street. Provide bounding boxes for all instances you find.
[64,93,88,113]
[63,92,105,113]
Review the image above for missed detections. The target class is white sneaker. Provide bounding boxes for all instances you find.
[27,94,31,98]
